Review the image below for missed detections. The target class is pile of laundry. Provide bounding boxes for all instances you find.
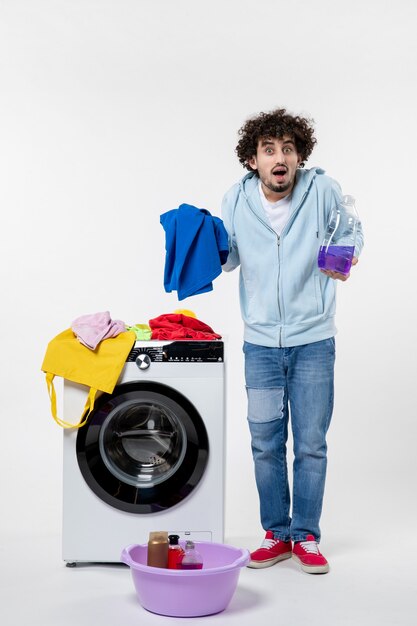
[41,310,221,429]
[70,309,221,349]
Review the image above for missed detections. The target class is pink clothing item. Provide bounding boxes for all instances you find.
[71,311,126,350]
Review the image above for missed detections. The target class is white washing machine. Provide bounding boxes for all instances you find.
[62,340,225,565]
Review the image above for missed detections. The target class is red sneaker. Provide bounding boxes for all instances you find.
[248,531,292,569]
[292,535,329,574]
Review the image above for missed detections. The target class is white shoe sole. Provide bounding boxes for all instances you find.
[247,551,292,569]
[292,554,329,574]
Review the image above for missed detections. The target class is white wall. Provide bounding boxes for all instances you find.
[1,0,416,542]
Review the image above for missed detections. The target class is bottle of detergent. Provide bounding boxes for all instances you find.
[168,534,185,569]
[147,531,169,568]
[318,195,360,275]
[179,540,203,570]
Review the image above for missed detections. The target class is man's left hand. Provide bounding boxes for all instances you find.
[320,257,358,282]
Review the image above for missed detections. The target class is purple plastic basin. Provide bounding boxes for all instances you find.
[121,541,250,617]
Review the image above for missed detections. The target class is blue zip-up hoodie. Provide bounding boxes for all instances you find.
[221,168,364,347]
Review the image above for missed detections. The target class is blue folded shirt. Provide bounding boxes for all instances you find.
[160,203,229,300]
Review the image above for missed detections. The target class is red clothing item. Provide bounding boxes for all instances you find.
[149,314,222,340]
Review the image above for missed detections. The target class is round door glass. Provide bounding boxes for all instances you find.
[99,399,187,488]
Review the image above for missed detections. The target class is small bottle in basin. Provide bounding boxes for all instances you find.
[168,534,185,569]
[179,540,203,570]
[147,531,169,568]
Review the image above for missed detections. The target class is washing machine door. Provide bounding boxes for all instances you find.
[76,382,209,513]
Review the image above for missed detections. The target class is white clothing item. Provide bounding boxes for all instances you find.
[258,180,292,236]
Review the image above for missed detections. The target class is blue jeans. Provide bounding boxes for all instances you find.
[244,338,335,543]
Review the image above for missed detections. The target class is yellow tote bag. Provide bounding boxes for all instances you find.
[41,328,136,428]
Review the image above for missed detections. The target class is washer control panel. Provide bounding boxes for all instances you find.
[127,341,224,364]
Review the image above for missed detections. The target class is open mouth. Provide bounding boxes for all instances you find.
[273,167,287,176]
[272,168,287,183]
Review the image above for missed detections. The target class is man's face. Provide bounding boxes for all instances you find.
[248,135,302,201]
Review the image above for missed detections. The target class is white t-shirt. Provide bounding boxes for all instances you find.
[258,180,292,236]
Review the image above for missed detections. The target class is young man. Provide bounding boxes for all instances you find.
[221,108,363,574]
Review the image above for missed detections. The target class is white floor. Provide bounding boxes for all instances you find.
[1,530,416,626]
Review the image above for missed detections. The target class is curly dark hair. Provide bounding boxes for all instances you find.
[236,108,317,171]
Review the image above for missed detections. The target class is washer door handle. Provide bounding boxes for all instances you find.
[136,354,151,370]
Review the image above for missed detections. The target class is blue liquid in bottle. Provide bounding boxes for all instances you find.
[318,245,354,275]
